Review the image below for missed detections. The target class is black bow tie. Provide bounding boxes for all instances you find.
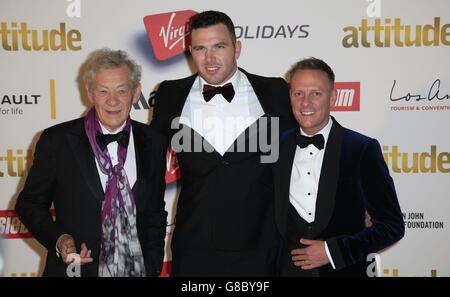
[96,130,130,151]
[202,82,235,102]
[296,133,325,150]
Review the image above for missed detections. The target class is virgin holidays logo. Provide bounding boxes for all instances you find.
[143,10,198,61]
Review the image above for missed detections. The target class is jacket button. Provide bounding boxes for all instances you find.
[222,160,230,165]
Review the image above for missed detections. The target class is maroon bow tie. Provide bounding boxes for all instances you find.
[202,82,235,102]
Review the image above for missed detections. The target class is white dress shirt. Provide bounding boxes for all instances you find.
[179,69,265,155]
[288,117,336,268]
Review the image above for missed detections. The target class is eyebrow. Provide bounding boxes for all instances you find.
[192,41,229,48]
[95,83,130,89]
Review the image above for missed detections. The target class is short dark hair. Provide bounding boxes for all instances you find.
[189,10,236,43]
[288,57,335,85]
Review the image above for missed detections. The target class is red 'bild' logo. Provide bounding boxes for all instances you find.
[0,209,56,239]
[332,82,361,111]
[143,10,198,61]
[165,146,181,184]
[0,210,31,239]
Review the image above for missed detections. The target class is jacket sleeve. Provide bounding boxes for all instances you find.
[15,129,62,252]
[326,138,405,270]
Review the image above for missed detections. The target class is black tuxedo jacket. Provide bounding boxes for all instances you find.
[15,118,167,277]
[151,68,296,275]
[274,117,404,276]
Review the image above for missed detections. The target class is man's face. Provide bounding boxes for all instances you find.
[190,23,241,85]
[290,69,337,135]
[86,65,140,132]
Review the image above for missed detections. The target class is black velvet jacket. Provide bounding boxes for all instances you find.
[275,117,405,276]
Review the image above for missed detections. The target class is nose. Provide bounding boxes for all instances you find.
[106,92,120,106]
[205,49,214,62]
[300,94,312,107]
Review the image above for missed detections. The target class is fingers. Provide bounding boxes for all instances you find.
[79,243,89,258]
[294,259,309,266]
[291,254,308,261]
[293,259,315,270]
[300,263,315,270]
[291,248,311,268]
[80,247,92,260]
[60,236,76,263]
[299,238,316,245]
[78,255,94,265]
[78,243,93,264]
[291,238,316,255]
[291,239,327,270]
[292,255,311,266]
[61,240,93,265]
[290,248,306,256]
[65,253,78,264]
[65,252,94,265]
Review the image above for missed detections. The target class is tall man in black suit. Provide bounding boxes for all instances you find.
[275,57,405,276]
[151,11,295,276]
[15,48,167,277]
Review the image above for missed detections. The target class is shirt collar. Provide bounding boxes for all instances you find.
[99,120,126,135]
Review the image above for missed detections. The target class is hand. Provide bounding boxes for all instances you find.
[290,238,330,270]
[57,234,93,265]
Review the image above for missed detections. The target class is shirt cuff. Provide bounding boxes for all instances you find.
[324,241,336,269]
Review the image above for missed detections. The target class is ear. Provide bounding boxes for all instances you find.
[132,83,142,104]
[330,88,337,109]
[234,40,241,60]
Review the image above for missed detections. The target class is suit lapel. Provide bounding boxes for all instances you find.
[66,119,104,204]
[275,132,297,239]
[313,118,343,237]
[220,69,275,161]
[131,121,153,208]
[132,121,152,181]
[168,74,197,126]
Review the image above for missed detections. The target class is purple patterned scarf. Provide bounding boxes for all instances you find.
[84,108,145,276]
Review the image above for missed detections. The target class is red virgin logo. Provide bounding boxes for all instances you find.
[143,10,198,61]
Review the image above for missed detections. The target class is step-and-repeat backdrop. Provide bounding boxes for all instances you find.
[0,0,449,277]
